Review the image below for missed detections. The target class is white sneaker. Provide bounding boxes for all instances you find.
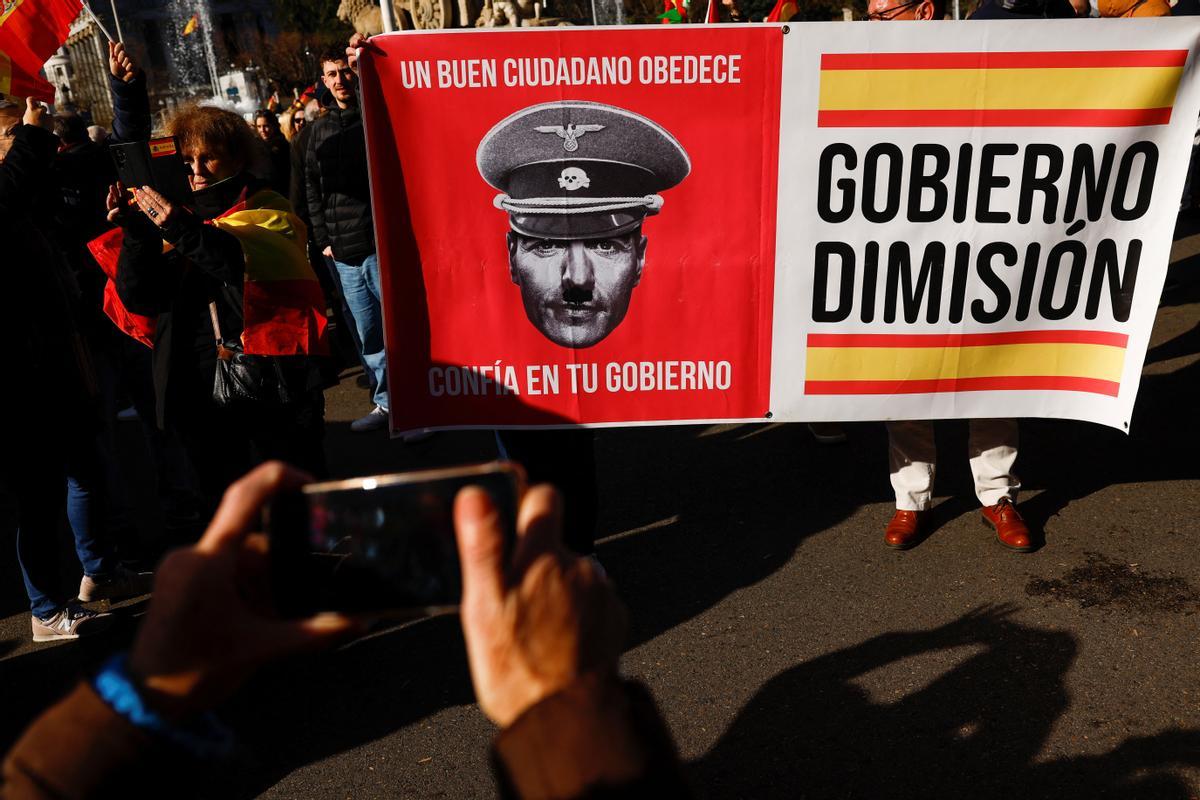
[32,603,114,642]
[116,405,139,422]
[350,405,389,433]
[79,565,154,603]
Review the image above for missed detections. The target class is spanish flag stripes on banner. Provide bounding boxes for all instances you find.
[804,330,1128,397]
[818,50,1187,128]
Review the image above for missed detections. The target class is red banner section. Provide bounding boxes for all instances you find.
[361,27,783,433]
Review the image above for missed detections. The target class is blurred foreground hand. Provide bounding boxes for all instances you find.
[128,462,359,721]
[454,485,627,728]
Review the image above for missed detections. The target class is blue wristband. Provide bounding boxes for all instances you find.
[92,653,234,759]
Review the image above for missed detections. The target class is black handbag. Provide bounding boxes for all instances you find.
[208,300,294,407]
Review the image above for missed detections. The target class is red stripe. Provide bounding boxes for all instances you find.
[820,50,1188,70]
[242,279,329,356]
[805,376,1120,397]
[817,108,1173,128]
[806,330,1129,348]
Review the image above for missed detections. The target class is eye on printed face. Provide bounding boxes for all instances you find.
[507,231,647,349]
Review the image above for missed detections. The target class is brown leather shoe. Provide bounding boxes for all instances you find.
[884,509,928,550]
[981,498,1033,552]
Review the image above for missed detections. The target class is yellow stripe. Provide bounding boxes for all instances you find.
[819,67,1182,111]
[0,51,11,97]
[0,0,23,27]
[211,206,314,283]
[805,343,1125,382]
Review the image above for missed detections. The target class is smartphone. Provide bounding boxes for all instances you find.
[268,462,524,617]
[109,137,193,206]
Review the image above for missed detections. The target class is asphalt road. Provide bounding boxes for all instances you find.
[1,220,1198,798]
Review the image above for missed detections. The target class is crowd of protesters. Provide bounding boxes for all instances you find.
[1,3,1198,796]
[0,37,414,646]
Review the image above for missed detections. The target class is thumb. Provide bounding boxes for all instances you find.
[454,487,507,610]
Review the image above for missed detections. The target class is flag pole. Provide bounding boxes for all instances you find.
[81,1,116,43]
[110,0,125,41]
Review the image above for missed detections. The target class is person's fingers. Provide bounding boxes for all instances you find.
[198,462,313,554]
[510,484,563,576]
[139,185,166,205]
[454,487,507,609]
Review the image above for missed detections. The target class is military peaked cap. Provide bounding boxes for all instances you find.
[477,100,691,240]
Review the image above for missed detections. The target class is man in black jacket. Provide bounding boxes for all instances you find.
[304,47,390,433]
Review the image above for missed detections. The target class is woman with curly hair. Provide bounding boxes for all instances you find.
[97,105,331,510]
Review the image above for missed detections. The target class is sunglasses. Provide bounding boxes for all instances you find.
[862,0,923,19]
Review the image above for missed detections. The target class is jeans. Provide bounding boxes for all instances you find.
[333,253,389,410]
[322,254,372,385]
[14,439,118,619]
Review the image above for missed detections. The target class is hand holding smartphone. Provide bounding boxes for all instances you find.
[109,137,193,207]
[268,462,524,618]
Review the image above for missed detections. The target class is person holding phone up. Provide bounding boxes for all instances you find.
[94,104,333,514]
[1,463,691,798]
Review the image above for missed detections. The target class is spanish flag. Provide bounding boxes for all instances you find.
[88,189,329,357]
[765,0,797,22]
[818,50,1187,128]
[183,13,199,36]
[804,330,1127,397]
[0,0,83,103]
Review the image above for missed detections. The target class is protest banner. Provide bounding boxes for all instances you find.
[358,21,1200,436]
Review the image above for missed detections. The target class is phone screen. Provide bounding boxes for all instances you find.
[109,137,193,207]
[269,462,522,617]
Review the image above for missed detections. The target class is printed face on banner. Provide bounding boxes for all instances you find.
[362,28,781,432]
[505,230,647,348]
[476,99,691,349]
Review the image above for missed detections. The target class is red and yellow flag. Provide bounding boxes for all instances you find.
[0,0,82,102]
[765,0,797,22]
[88,190,329,357]
[805,330,1128,397]
[182,13,199,36]
[818,50,1187,128]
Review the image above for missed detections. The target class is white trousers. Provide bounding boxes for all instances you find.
[887,419,1020,511]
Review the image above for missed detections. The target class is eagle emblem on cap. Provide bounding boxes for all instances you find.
[534,123,606,153]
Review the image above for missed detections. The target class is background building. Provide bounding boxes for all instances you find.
[46,0,279,129]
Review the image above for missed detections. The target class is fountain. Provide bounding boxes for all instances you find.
[163,0,264,116]
[591,0,625,24]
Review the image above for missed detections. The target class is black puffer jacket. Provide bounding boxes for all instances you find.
[303,102,375,263]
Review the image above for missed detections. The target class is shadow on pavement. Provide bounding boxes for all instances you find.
[596,421,882,649]
[203,614,480,799]
[692,605,1200,799]
[1015,357,1200,536]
